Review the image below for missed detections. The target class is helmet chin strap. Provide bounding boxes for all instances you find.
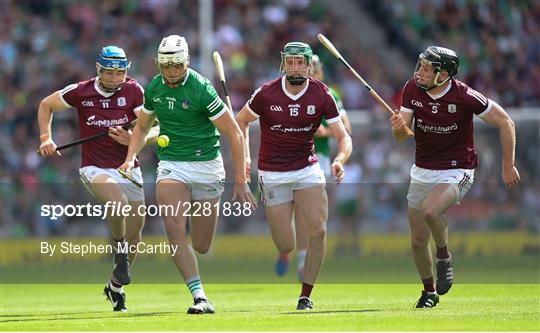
[159,64,187,86]
[286,75,307,85]
[96,66,126,93]
[417,71,450,92]
[98,78,125,93]
[163,76,182,85]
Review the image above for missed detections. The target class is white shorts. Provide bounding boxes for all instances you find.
[258,163,326,207]
[156,157,226,200]
[318,155,332,177]
[407,164,474,210]
[79,166,145,202]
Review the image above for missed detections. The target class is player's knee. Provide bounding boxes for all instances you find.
[192,241,211,254]
[308,227,326,244]
[276,243,294,254]
[411,235,429,251]
[421,208,440,224]
[163,219,187,240]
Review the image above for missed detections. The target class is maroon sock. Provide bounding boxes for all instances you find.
[436,245,450,260]
[279,253,289,261]
[300,282,313,298]
[422,277,435,292]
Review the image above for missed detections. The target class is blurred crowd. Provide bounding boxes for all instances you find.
[368,0,540,107]
[1,0,538,239]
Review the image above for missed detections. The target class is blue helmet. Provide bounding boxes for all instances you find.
[96,46,131,70]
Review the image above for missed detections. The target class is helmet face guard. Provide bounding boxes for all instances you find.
[96,45,131,92]
[280,42,313,85]
[414,46,459,91]
[155,35,190,85]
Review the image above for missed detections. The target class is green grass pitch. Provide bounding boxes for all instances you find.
[1,254,539,331]
[1,283,538,331]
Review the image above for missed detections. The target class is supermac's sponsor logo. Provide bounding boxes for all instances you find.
[270,123,313,133]
[416,119,457,134]
[270,105,283,112]
[86,114,129,127]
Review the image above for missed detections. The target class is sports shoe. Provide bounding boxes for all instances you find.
[104,284,127,312]
[436,258,454,295]
[187,298,215,314]
[414,290,439,308]
[275,253,290,276]
[296,297,314,310]
[113,252,131,285]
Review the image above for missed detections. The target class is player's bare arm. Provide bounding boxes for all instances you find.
[214,109,257,208]
[341,111,352,135]
[37,91,72,157]
[235,105,259,182]
[479,101,521,189]
[390,111,414,143]
[314,124,332,138]
[328,119,352,183]
[119,111,156,173]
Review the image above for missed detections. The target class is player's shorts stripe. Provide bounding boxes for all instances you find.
[258,175,266,206]
[458,173,470,191]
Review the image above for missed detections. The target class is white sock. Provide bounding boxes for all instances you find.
[297,249,307,270]
[186,275,207,300]
[435,256,452,263]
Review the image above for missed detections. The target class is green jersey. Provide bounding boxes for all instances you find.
[314,87,345,157]
[143,69,227,161]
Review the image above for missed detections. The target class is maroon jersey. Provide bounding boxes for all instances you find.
[60,77,143,168]
[247,76,340,171]
[400,79,492,170]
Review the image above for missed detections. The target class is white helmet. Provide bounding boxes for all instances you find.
[156,35,189,65]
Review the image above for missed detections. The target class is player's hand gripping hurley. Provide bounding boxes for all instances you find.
[38,120,138,156]
[317,33,414,137]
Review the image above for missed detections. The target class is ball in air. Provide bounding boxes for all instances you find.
[157,135,170,148]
